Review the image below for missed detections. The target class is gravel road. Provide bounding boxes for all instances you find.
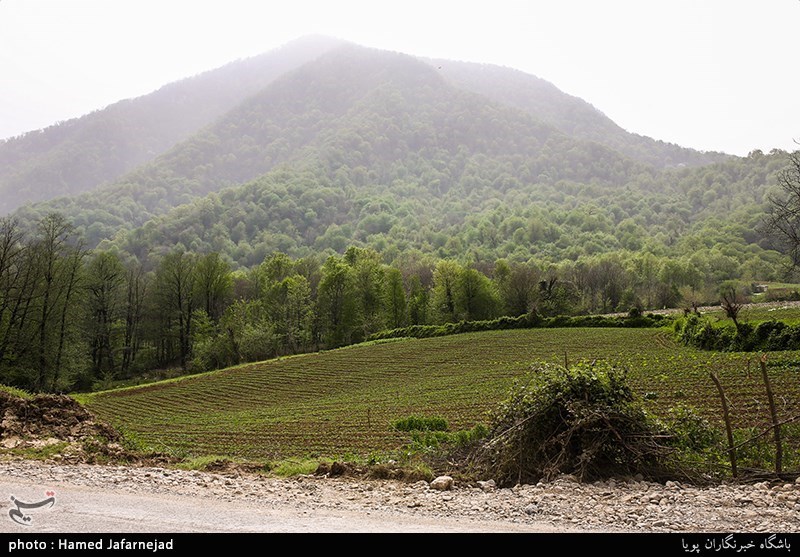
[0,460,798,534]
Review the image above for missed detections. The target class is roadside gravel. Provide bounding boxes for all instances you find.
[1,460,798,533]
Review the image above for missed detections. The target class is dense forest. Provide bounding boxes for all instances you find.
[0,39,796,392]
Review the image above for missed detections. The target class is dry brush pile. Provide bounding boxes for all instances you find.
[467,361,674,487]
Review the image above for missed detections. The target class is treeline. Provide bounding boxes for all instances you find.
[0,212,766,393]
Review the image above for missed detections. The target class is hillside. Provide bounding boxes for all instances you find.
[14,40,783,273]
[83,327,800,461]
[105,134,786,271]
[429,59,730,168]
[16,42,652,251]
[0,40,795,399]
[0,35,343,214]
[7,38,753,252]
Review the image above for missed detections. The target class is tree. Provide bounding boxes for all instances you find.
[431,260,461,324]
[456,267,498,321]
[316,256,357,348]
[719,282,746,333]
[31,214,86,391]
[384,267,407,329]
[763,150,800,272]
[269,274,312,354]
[193,253,232,322]
[495,260,539,317]
[154,251,197,370]
[345,247,386,340]
[85,251,124,378]
[0,218,32,371]
[406,275,429,325]
[121,262,147,376]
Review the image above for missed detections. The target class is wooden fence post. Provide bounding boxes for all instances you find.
[710,371,737,478]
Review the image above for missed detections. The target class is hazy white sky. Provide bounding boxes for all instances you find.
[0,0,797,156]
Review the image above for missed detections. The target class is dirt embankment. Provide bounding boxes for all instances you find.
[0,390,172,465]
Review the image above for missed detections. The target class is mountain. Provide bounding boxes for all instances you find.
[2,36,728,218]
[14,43,654,251]
[1,38,793,395]
[5,37,788,278]
[428,59,730,168]
[0,35,344,214]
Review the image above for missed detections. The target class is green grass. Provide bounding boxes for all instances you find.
[4,441,69,460]
[269,458,322,477]
[82,327,800,463]
[0,384,34,399]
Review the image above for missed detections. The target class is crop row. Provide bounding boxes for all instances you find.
[85,328,800,461]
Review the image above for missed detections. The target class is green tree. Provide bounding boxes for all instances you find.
[384,267,407,329]
[269,274,312,354]
[431,260,461,324]
[121,262,147,376]
[317,256,357,347]
[456,267,499,321]
[85,251,124,378]
[154,250,197,370]
[194,253,232,322]
[495,259,539,317]
[407,275,430,325]
[345,247,386,339]
[31,213,86,391]
[763,150,800,270]
[0,218,34,375]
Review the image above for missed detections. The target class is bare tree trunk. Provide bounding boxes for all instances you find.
[51,248,83,392]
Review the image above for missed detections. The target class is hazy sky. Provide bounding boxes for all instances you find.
[1,0,797,156]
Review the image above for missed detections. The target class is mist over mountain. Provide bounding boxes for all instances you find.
[3,36,790,276]
[429,59,730,168]
[0,35,344,213]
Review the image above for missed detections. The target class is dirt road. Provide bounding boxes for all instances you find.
[0,461,569,533]
[1,460,799,535]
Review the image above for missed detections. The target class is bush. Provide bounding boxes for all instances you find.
[677,315,800,352]
[393,415,449,432]
[367,312,665,342]
[468,361,671,486]
[665,405,720,452]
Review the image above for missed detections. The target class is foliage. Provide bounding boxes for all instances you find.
[664,404,721,452]
[392,415,449,432]
[676,314,800,352]
[368,312,667,341]
[763,150,800,269]
[269,458,321,477]
[0,384,33,399]
[468,361,672,486]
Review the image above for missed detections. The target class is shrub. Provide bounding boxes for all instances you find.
[665,405,720,452]
[468,361,671,486]
[392,415,449,432]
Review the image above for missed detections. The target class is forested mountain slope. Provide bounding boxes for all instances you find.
[7,40,792,281]
[0,35,343,213]
[0,39,796,394]
[16,43,645,249]
[429,59,731,168]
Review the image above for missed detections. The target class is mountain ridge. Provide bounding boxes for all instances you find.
[1,35,730,219]
[0,34,345,213]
